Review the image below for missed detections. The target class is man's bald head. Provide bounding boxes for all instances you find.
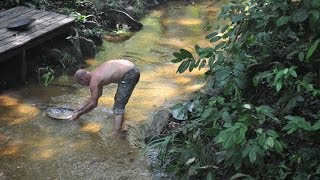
[74,69,90,86]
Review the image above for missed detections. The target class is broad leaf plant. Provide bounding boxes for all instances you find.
[147,0,320,179]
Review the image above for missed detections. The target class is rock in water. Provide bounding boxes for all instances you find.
[104,9,143,31]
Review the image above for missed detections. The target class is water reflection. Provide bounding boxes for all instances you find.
[0,95,40,126]
[0,0,223,179]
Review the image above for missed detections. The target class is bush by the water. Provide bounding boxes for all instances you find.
[146,0,320,179]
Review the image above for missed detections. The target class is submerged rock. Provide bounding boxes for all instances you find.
[145,109,172,143]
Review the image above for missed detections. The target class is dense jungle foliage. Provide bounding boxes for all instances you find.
[147,0,320,179]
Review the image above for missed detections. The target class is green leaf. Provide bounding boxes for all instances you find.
[204,127,220,137]
[256,128,263,134]
[201,108,213,119]
[289,68,297,77]
[217,53,224,62]
[285,116,303,121]
[199,59,206,70]
[284,124,298,134]
[242,143,251,158]
[177,59,191,73]
[298,52,304,61]
[209,55,215,69]
[210,36,222,43]
[205,32,218,40]
[180,49,193,58]
[287,50,298,59]
[274,70,283,83]
[258,133,266,147]
[283,116,312,133]
[231,14,244,23]
[189,59,195,72]
[195,45,201,55]
[221,25,229,33]
[215,41,226,50]
[312,120,320,130]
[276,82,283,91]
[173,52,185,59]
[306,39,320,60]
[312,90,319,96]
[243,104,252,109]
[249,148,257,163]
[310,10,320,21]
[292,9,309,23]
[266,130,279,138]
[236,126,247,144]
[266,137,274,148]
[230,173,251,180]
[195,59,201,67]
[224,133,236,148]
[206,172,214,180]
[276,16,290,27]
[171,58,182,63]
[186,157,195,165]
[274,140,283,154]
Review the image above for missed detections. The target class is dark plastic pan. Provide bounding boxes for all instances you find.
[7,18,36,30]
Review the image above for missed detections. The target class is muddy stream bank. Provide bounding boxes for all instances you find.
[0,1,224,179]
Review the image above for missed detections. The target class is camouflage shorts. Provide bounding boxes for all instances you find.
[113,66,140,115]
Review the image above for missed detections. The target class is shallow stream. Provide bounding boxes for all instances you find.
[0,1,223,179]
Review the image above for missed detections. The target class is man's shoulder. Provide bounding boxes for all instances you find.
[90,75,105,86]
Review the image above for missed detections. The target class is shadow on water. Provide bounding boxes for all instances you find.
[0,1,224,179]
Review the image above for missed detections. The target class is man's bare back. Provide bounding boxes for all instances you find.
[91,59,134,85]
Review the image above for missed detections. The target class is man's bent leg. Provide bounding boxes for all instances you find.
[111,66,140,138]
[111,114,124,138]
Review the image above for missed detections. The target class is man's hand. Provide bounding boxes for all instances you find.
[70,112,80,120]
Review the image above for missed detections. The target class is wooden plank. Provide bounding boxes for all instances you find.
[0,9,42,30]
[0,13,67,48]
[0,11,50,37]
[0,6,33,19]
[0,16,75,52]
[0,12,64,44]
[0,6,26,18]
[0,21,74,62]
[0,6,33,24]
[0,10,39,32]
[0,11,52,39]
[0,10,48,30]
[24,23,74,50]
[0,6,30,18]
[0,6,76,65]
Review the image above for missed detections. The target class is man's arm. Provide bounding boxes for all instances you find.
[71,83,103,120]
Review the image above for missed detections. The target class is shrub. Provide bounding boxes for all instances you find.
[147,0,320,179]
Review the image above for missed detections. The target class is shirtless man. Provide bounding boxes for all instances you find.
[71,59,140,137]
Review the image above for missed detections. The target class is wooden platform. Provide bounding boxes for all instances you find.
[0,6,75,81]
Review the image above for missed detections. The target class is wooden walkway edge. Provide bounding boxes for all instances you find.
[0,6,75,82]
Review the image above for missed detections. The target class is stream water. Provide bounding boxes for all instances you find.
[0,1,224,179]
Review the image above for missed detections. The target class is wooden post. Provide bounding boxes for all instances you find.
[20,48,27,83]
